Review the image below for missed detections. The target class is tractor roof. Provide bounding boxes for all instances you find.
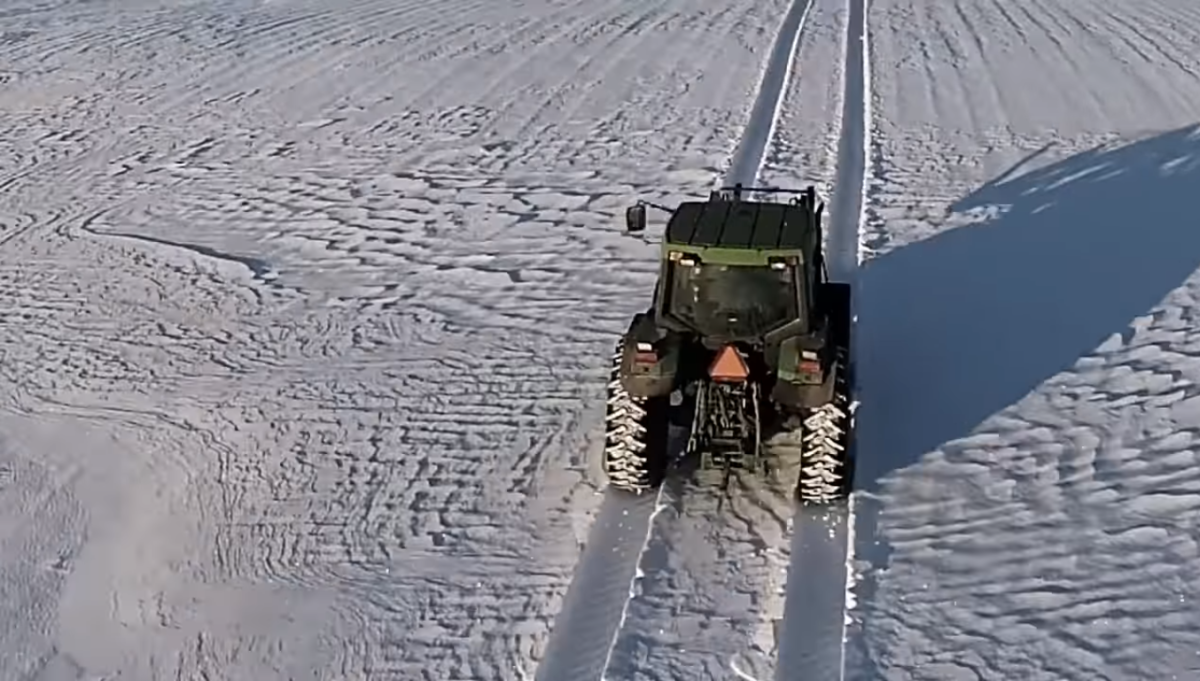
[664,199,815,253]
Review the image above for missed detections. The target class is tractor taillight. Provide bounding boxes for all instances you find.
[633,342,657,365]
[798,350,821,378]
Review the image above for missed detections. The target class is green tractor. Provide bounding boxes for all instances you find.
[603,183,855,505]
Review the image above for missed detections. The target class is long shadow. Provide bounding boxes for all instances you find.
[854,124,1200,490]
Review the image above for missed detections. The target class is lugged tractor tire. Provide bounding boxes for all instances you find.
[602,340,669,493]
[796,347,854,505]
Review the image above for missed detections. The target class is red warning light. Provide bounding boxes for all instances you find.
[709,345,749,382]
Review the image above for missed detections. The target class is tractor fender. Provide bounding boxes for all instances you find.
[618,312,678,399]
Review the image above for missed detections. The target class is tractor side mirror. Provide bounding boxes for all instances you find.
[625,204,647,233]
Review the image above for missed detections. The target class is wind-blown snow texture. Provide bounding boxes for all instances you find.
[4,0,1200,679]
[848,0,1200,679]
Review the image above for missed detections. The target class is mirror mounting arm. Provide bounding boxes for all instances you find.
[624,200,673,234]
[638,200,674,214]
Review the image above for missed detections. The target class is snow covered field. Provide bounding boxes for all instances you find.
[4,0,1200,678]
[850,0,1200,679]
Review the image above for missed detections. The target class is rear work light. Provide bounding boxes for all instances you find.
[767,255,797,270]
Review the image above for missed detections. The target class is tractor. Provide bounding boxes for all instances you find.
[602,183,855,505]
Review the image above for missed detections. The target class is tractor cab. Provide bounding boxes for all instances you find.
[624,183,826,344]
[659,250,799,342]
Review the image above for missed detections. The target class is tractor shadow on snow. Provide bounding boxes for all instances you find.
[853,123,1200,493]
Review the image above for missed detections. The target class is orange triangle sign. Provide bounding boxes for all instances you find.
[709,345,749,382]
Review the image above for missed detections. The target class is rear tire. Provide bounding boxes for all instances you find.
[799,281,855,505]
[796,348,853,504]
[602,340,669,492]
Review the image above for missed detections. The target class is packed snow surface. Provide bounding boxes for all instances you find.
[4,0,1200,678]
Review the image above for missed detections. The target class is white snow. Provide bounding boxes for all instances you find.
[5,0,1200,678]
[848,0,1200,679]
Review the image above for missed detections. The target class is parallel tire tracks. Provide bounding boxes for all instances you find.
[537,0,826,678]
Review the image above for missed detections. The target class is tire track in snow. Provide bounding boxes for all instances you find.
[822,0,869,286]
[531,489,665,681]
[775,506,855,681]
[537,1,815,679]
[774,0,869,677]
[722,0,816,188]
